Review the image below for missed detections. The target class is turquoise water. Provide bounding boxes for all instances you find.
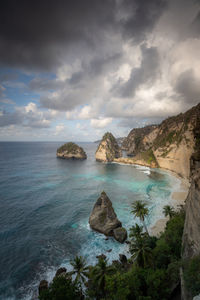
[0,142,182,299]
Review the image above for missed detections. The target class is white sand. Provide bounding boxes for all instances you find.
[150,174,189,236]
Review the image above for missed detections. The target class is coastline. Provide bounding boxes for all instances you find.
[113,158,190,237]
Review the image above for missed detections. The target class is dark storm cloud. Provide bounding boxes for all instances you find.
[175,69,200,104]
[119,0,167,43]
[115,45,160,98]
[0,0,167,71]
[0,0,117,70]
[190,11,200,37]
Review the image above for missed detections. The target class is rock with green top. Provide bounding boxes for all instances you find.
[89,191,127,243]
[56,142,87,160]
[95,132,122,162]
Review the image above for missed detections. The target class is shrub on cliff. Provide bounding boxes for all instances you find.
[183,255,200,297]
[39,276,81,300]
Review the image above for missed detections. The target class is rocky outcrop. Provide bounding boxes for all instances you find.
[95,137,125,146]
[122,103,200,179]
[57,142,87,160]
[181,115,200,300]
[122,125,158,155]
[183,118,200,259]
[114,149,159,168]
[89,191,127,243]
[113,227,127,243]
[38,280,48,295]
[95,132,122,162]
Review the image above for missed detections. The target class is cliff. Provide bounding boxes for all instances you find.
[123,103,200,179]
[56,142,87,160]
[183,116,200,259]
[122,124,158,154]
[181,111,200,300]
[95,132,122,162]
[95,137,125,146]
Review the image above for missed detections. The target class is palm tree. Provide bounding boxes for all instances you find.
[130,236,153,268]
[163,205,175,219]
[70,256,89,290]
[91,257,114,298]
[131,201,149,235]
[129,224,144,241]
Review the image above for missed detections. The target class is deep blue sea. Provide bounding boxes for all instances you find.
[0,142,182,299]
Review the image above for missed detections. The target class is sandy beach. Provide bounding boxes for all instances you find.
[150,174,189,236]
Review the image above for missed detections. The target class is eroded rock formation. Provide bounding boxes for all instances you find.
[57,142,87,160]
[89,191,127,243]
[95,132,122,162]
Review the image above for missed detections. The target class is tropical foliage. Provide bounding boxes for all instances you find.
[131,200,149,235]
[39,206,188,300]
[163,205,175,219]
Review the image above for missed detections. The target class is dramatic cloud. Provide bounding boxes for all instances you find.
[0,0,200,141]
[0,103,52,128]
[116,44,160,97]
[175,69,200,104]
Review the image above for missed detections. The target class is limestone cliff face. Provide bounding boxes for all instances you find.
[57,142,87,160]
[181,115,200,300]
[95,132,122,162]
[123,103,200,179]
[114,149,159,168]
[183,117,200,259]
[122,125,158,155]
[89,191,127,243]
[183,153,200,259]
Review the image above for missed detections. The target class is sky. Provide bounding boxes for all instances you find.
[0,0,200,141]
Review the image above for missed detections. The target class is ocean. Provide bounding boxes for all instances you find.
[0,142,182,299]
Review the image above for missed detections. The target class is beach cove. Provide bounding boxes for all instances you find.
[0,142,189,299]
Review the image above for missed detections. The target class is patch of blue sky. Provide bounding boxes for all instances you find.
[0,68,56,109]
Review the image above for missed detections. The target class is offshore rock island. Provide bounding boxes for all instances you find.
[89,191,127,243]
[95,132,122,162]
[56,142,87,160]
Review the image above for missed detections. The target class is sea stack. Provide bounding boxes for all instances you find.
[56,142,87,160]
[89,191,127,243]
[95,132,122,162]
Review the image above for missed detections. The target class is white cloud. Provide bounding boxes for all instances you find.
[55,124,66,135]
[90,118,113,129]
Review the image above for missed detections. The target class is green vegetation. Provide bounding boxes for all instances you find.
[57,142,84,154]
[163,205,175,219]
[140,149,159,166]
[102,132,116,144]
[131,201,149,235]
[154,129,184,149]
[70,256,89,290]
[39,276,81,300]
[134,135,142,151]
[39,206,186,300]
[183,255,200,296]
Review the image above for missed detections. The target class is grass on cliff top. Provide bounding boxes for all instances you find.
[57,142,83,154]
[102,132,116,144]
[138,149,159,167]
[153,129,184,150]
